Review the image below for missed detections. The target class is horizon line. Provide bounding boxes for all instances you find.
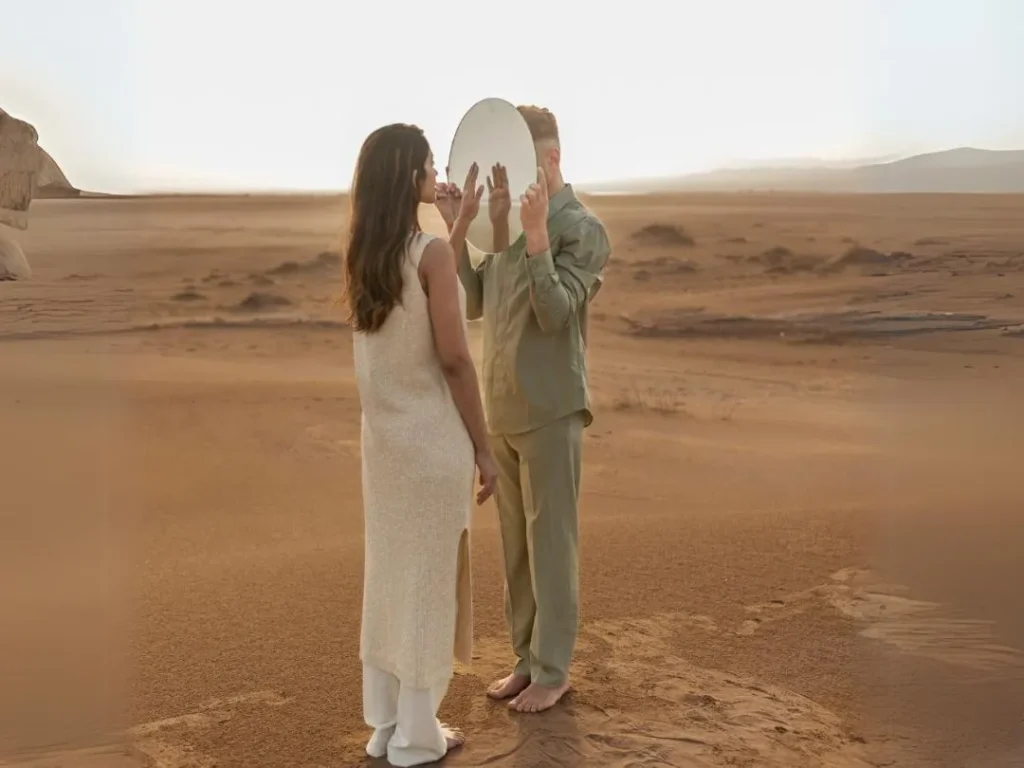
[52,145,1024,199]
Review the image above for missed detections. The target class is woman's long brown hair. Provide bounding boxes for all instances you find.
[343,123,430,333]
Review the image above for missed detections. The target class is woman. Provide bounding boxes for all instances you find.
[344,123,497,766]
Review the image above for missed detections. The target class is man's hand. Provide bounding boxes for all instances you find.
[486,163,511,225]
[519,167,550,255]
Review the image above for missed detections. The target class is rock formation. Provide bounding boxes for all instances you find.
[37,147,79,198]
[0,108,40,230]
[0,107,76,280]
[0,234,31,281]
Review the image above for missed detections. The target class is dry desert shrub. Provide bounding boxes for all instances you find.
[607,384,740,421]
[236,292,292,312]
[822,245,914,272]
[746,246,823,274]
[632,254,700,279]
[171,290,206,302]
[609,383,688,416]
[267,250,340,276]
[629,223,696,247]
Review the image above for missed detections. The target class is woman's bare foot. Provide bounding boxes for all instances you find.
[441,724,466,753]
[486,672,530,700]
[509,681,570,713]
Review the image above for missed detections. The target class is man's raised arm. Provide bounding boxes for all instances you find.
[525,218,610,333]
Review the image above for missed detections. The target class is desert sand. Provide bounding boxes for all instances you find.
[2,192,1023,767]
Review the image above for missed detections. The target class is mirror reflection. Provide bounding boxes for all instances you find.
[446,98,538,254]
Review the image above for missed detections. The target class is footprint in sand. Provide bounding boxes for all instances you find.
[738,568,1024,679]
[447,615,871,768]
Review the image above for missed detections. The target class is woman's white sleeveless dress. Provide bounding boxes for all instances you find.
[354,231,475,689]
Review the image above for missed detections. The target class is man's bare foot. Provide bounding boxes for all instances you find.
[441,724,465,753]
[486,672,530,700]
[509,681,570,713]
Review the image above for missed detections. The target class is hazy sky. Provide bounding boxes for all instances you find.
[2,0,1022,193]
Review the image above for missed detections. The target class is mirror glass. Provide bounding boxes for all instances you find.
[447,97,537,255]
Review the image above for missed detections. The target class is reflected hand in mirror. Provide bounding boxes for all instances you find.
[457,162,484,224]
[487,163,511,252]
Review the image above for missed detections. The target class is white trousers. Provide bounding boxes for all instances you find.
[362,663,450,767]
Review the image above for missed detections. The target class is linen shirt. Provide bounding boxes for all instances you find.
[457,184,611,435]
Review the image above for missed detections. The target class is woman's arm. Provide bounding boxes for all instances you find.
[419,238,490,454]
[449,217,488,321]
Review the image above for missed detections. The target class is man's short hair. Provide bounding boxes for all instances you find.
[517,105,560,145]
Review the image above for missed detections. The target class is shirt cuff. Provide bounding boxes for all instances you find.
[526,248,556,283]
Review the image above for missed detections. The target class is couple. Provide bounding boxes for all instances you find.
[344,105,611,766]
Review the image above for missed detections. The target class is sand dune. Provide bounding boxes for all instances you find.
[2,192,1023,767]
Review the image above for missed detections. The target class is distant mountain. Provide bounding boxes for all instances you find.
[701,154,900,170]
[843,148,1024,193]
[586,148,1024,194]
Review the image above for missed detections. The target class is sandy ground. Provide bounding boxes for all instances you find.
[1,192,1023,767]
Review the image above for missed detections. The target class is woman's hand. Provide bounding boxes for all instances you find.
[434,174,462,232]
[474,448,498,506]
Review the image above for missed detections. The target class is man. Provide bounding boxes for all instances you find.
[440,105,611,714]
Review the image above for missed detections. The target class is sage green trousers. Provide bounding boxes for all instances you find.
[491,411,584,688]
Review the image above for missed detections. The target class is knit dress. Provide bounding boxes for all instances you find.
[354,231,475,689]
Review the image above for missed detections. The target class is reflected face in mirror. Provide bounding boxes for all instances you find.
[447,98,538,253]
[418,150,439,205]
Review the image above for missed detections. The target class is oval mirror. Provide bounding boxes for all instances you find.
[447,97,537,256]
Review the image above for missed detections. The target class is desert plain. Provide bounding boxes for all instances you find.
[1,191,1023,767]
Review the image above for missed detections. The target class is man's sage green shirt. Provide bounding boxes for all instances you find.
[457,184,611,436]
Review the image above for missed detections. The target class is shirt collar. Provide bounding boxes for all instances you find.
[547,183,576,220]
